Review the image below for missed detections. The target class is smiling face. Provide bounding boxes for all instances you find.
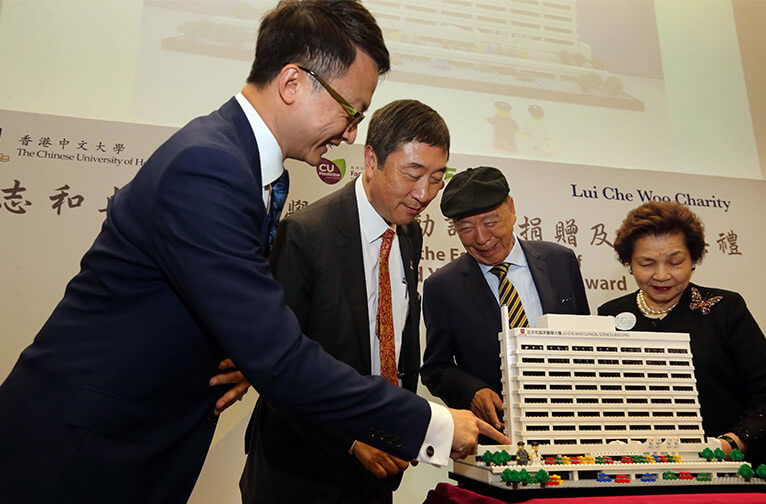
[454,198,517,266]
[292,49,379,166]
[363,141,448,225]
[630,232,694,310]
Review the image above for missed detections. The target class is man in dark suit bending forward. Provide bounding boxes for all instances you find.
[421,167,590,432]
[0,3,506,503]
[241,99,450,503]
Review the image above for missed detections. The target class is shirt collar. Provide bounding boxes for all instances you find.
[235,93,284,187]
[355,176,396,243]
[479,234,528,274]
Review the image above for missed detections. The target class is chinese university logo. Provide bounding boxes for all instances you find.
[0,127,8,162]
[316,158,346,185]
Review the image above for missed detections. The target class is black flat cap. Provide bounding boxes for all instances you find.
[440,166,509,218]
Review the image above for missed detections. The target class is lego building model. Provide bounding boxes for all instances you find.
[157,0,644,110]
[452,312,766,490]
[366,0,643,110]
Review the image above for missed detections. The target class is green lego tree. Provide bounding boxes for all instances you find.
[700,448,714,461]
[501,468,514,486]
[519,468,532,486]
[535,469,550,488]
[729,448,745,462]
[713,448,726,461]
[558,51,573,65]
[590,57,606,70]
[738,464,755,482]
[572,52,587,66]
[604,76,624,96]
[756,464,766,479]
[492,451,506,466]
[508,470,521,489]
[481,451,494,465]
[500,450,512,464]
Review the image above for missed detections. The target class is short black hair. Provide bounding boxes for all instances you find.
[366,99,450,167]
[247,0,389,87]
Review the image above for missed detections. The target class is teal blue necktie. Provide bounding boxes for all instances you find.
[266,169,289,254]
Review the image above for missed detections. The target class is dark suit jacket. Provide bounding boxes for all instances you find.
[0,98,431,504]
[240,181,423,503]
[421,239,589,410]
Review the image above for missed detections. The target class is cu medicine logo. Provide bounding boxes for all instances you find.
[316,157,346,185]
[0,128,8,162]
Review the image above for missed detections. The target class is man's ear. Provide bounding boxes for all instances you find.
[276,65,303,106]
[363,144,378,180]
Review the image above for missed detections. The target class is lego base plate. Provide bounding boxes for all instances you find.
[449,472,766,503]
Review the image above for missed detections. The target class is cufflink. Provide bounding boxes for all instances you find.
[561,297,572,303]
[426,445,435,457]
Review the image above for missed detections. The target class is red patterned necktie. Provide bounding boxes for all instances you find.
[377,228,398,386]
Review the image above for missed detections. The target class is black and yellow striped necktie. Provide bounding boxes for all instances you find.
[490,262,529,328]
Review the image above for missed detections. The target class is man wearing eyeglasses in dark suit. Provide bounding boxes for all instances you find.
[0,2,507,503]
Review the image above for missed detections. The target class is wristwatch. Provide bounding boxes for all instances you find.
[717,434,740,452]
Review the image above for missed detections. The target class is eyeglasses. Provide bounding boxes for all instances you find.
[298,66,365,130]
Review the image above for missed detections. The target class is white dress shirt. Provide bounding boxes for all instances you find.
[478,234,544,327]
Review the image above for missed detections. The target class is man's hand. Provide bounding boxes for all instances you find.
[449,408,511,460]
[209,358,250,415]
[718,432,746,454]
[352,441,410,478]
[470,388,504,430]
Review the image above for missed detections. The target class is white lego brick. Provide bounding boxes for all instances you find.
[536,314,616,331]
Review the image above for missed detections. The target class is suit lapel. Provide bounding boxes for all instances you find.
[397,227,418,298]
[219,97,269,245]
[336,181,373,374]
[461,255,502,329]
[219,97,261,182]
[396,225,419,387]
[520,240,557,313]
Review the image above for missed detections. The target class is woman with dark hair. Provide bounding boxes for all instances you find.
[598,201,766,466]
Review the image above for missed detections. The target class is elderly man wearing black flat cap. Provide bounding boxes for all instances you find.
[420,166,590,432]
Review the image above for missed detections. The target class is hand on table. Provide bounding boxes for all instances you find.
[209,358,250,415]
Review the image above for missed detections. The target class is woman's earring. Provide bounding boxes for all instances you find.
[691,264,696,271]
[628,266,633,275]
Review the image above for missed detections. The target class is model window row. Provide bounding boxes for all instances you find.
[522,397,697,405]
[519,370,694,379]
[519,344,688,354]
